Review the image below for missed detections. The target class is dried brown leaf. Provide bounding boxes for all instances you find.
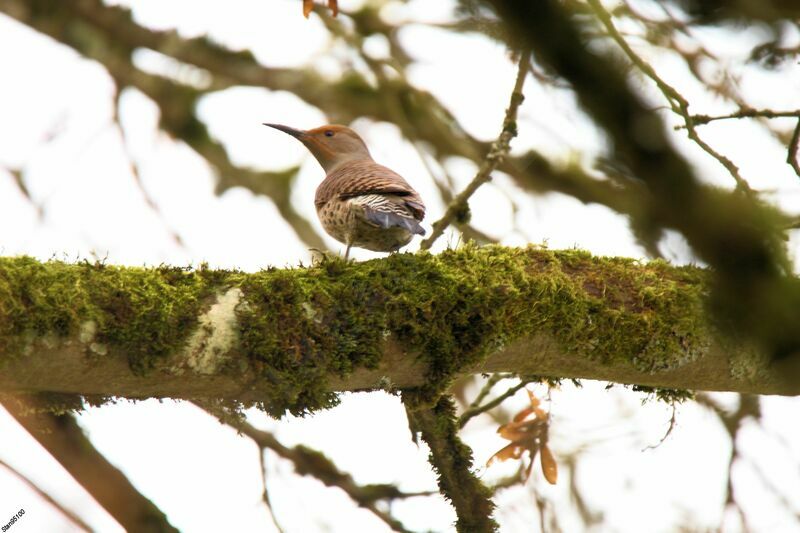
[540,445,558,485]
[488,390,558,484]
[301,0,338,18]
[486,442,524,466]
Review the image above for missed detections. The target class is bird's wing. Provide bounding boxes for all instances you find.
[316,160,426,220]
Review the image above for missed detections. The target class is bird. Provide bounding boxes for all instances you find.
[264,123,426,259]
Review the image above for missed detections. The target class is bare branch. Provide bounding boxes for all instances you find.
[642,401,678,450]
[459,379,531,429]
[466,374,513,413]
[686,109,800,125]
[587,0,754,195]
[1,395,178,533]
[256,448,285,533]
[200,403,416,533]
[112,91,187,251]
[695,393,761,533]
[420,51,529,250]
[3,167,42,219]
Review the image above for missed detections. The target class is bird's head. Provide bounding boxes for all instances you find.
[264,123,371,172]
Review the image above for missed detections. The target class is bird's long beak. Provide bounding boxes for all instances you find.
[263,123,306,139]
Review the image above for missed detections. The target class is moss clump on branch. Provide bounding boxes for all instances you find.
[631,385,695,403]
[0,246,711,417]
[405,395,498,532]
[236,245,710,415]
[0,257,225,373]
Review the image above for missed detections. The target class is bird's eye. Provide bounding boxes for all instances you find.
[324,130,334,137]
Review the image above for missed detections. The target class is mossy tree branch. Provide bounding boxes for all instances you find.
[405,396,498,532]
[487,0,800,362]
[1,247,797,419]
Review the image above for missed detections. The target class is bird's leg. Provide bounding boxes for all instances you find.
[343,209,357,261]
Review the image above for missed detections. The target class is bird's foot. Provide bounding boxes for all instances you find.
[309,248,337,265]
[308,248,353,266]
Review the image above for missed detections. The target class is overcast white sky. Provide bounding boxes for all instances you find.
[1,0,800,531]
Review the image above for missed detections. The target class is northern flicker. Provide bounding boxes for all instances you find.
[264,124,426,259]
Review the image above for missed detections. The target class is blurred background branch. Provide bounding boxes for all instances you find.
[1,394,178,532]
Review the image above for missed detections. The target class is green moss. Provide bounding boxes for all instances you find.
[234,244,710,415]
[631,385,695,403]
[0,245,711,417]
[405,395,498,531]
[0,257,224,373]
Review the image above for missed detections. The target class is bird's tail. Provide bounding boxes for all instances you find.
[364,206,426,235]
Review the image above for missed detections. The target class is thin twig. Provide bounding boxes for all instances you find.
[256,449,285,533]
[466,374,511,412]
[199,404,416,533]
[562,454,603,527]
[682,108,800,126]
[112,92,187,250]
[4,167,43,219]
[625,0,796,155]
[535,491,548,533]
[488,463,527,494]
[414,142,497,244]
[420,51,530,250]
[587,0,754,195]
[789,119,800,178]
[0,459,92,532]
[744,456,800,521]
[459,379,530,429]
[680,109,800,178]
[695,393,760,533]
[642,401,678,450]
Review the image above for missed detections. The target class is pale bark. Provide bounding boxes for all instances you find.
[1,329,795,399]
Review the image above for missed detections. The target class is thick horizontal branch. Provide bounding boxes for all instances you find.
[0,248,796,417]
